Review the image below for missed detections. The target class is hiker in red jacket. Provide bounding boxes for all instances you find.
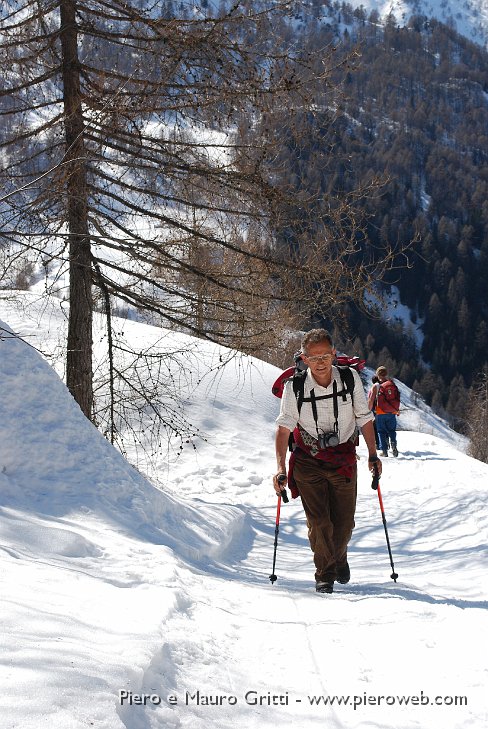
[273,329,381,594]
[368,366,400,458]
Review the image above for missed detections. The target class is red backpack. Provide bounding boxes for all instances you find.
[376,379,400,413]
[271,352,365,400]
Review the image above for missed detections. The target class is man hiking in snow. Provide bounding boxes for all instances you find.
[368,366,400,457]
[273,329,382,594]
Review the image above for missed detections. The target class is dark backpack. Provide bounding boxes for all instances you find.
[376,379,400,413]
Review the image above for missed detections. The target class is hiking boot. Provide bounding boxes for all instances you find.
[381,450,388,457]
[392,446,398,457]
[315,580,334,594]
[336,562,350,584]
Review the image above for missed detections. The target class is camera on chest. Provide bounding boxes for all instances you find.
[318,430,339,449]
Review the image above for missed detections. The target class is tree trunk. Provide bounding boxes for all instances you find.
[59,0,93,419]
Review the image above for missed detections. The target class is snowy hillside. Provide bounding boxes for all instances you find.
[341,0,488,47]
[1,294,487,729]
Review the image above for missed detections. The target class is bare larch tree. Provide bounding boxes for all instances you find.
[0,0,394,436]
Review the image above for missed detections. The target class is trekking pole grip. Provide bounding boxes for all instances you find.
[277,473,289,503]
[371,462,380,491]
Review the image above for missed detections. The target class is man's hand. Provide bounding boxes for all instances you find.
[273,472,287,495]
[368,455,382,476]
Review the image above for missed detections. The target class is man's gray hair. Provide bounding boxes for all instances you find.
[301,328,334,354]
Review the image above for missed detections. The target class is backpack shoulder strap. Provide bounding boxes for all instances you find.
[336,366,355,401]
[294,366,355,409]
[292,369,308,414]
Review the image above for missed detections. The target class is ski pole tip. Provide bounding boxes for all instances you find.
[269,574,277,584]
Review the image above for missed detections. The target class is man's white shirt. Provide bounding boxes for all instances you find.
[276,366,374,443]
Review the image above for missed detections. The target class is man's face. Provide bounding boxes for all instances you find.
[302,341,336,380]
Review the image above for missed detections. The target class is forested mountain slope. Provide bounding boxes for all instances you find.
[274,7,488,425]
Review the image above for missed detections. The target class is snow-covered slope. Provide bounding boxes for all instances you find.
[0,295,487,729]
[340,0,488,47]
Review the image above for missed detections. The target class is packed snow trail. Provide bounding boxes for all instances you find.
[126,431,486,729]
[1,297,487,729]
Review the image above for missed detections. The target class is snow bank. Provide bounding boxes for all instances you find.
[0,319,243,565]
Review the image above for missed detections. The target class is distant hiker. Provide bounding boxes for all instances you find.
[368,366,400,458]
[273,329,382,594]
[368,374,380,448]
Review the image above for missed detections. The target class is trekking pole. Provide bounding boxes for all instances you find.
[371,464,399,583]
[269,474,288,585]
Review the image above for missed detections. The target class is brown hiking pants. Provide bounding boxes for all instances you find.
[292,450,357,581]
